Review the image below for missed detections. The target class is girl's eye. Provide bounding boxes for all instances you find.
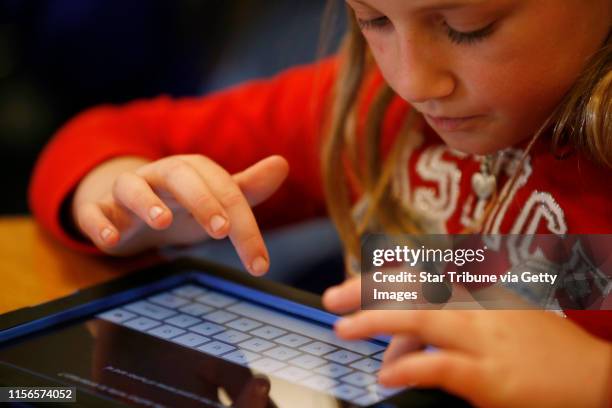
[357,16,391,31]
[444,21,496,45]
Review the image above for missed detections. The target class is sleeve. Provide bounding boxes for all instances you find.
[28,58,340,253]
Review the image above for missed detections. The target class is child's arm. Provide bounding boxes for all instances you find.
[29,58,339,262]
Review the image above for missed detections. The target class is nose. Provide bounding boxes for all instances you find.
[392,30,456,104]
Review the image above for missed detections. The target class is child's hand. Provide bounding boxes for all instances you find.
[72,154,289,275]
[333,307,611,408]
[323,277,425,364]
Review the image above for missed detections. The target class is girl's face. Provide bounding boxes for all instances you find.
[346,0,611,154]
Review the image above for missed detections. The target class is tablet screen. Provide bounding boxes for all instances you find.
[0,274,404,407]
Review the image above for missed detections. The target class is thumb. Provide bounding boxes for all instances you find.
[233,155,290,206]
[323,276,362,314]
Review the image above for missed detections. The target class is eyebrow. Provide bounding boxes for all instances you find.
[349,0,487,12]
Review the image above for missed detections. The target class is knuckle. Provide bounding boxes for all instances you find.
[125,189,150,212]
[113,180,148,211]
[160,158,191,179]
[192,192,218,212]
[78,203,105,238]
[112,172,130,194]
[218,189,245,209]
[238,230,262,250]
[179,154,205,163]
[430,358,451,383]
[76,203,96,230]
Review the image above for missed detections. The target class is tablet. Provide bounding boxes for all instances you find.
[0,258,468,407]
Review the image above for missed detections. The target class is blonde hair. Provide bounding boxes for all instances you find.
[322,7,612,263]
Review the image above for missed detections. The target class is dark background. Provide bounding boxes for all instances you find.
[0,0,346,215]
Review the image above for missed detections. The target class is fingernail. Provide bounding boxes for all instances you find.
[210,215,227,233]
[250,256,268,275]
[100,227,113,242]
[149,206,164,220]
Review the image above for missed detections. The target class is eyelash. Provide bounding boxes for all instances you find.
[444,21,496,45]
[357,16,390,31]
[357,16,496,45]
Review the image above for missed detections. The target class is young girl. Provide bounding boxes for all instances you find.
[30,0,611,406]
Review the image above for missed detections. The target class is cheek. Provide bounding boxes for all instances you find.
[466,0,608,134]
[365,36,404,92]
[466,61,568,141]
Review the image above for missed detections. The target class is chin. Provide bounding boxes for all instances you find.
[437,132,509,156]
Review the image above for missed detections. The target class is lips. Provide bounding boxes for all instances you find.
[424,114,483,132]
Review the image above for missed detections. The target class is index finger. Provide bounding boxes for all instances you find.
[184,157,269,276]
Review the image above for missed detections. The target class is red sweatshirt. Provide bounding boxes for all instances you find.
[29,58,612,340]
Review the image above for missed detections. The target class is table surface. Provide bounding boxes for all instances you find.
[0,216,160,315]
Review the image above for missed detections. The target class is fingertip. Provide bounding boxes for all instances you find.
[273,155,289,170]
[249,256,269,276]
[322,287,341,310]
[378,368,394,385]
[333,317,352,337]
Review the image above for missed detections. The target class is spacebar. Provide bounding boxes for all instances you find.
[227,302,384,356]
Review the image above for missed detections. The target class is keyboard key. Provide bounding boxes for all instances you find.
[350,358,382,374]
[341,372,376,387]
[172,284,207,299]
[289,354,326,370]
[165,314,201,328]
[250,326,287,340]
[353,394,381,406]
[275,333,311,348]
[372,351,385,361]
[300,341,337,356]
[148,325,186,340]
[190,322,225,336]
[124,301,176,320]
[198,341,235,356]
[249,358,286,374]
[196,292,237,308]
[274,366,310,382]
[222,350,260,366]
[299,375,339,391]
[148,293,189,309]
[324,350,361,364]
[238,338,276,353]
[263,346,301,361]
[314,363,352,378]
[226,318,262,332]
[329,384,366,400]
[123,317,161,331]
[213,330,251,345]
[179,302,214,317]
[98,309,136,323]
[171,333,210,348]
[228,301,385,355]
[204,310,238,324]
